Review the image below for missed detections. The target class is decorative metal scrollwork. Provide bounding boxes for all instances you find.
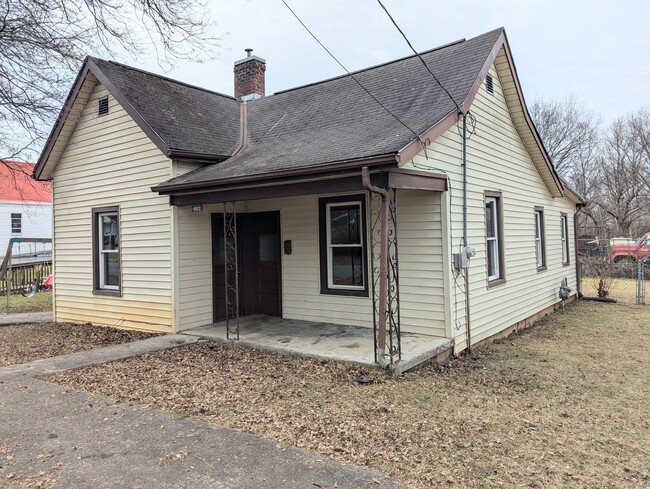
[369,188,401,366]
[223,201,239,340]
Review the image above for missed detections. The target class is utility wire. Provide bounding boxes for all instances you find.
[280,0,422,141]
[376,0,462,113]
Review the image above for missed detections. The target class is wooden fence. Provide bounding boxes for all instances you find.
[0,261,52,295]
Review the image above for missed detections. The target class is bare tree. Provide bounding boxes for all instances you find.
[530,95,600,176]
[628,108,650,194]
[597,115,649,236]
[1,0,218,163]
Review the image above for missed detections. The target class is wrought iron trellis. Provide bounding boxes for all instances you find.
[369,188,401,366]
[223,202,240,339]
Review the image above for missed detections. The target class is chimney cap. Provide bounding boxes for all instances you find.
[234,51,266,66]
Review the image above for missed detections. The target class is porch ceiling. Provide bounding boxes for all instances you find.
[164,168,447,206]
[182,315,454,373]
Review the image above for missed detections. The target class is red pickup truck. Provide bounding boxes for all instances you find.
[611,233,650,262]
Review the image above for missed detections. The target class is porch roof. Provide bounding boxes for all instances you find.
[163,167,448,206]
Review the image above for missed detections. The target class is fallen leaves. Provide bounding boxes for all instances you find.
[45,301,650,488]
[0,322,158,366]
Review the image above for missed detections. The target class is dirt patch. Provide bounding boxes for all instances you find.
[47,302,650,488]
[0,322,157,366]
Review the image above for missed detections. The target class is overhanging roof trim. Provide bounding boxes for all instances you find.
[153,154,399,194]
[34,56,238,180]
[396,29,565,199]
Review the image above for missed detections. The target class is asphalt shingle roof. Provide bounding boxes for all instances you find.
[94,28,502,187]
[91,58,241,157]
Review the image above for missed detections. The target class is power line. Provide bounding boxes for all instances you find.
[280,0,422,141]
[376,0,462,113]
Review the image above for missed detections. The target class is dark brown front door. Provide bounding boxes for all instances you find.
[211,212,281,322]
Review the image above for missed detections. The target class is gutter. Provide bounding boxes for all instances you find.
[152,154,398,194]
[361,166,390,368]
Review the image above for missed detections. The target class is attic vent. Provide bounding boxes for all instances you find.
[98,96,109,116]
[485,74,494,95]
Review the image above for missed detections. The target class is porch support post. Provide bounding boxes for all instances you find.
[223,201,240,340]
[362,167,389,367]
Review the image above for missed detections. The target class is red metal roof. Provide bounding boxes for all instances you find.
[0,161,52,203]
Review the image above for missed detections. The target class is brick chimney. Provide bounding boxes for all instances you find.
[234,48,266,101]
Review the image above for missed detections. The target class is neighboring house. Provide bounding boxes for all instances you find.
[34,28,584,365]
[0,161,52,256]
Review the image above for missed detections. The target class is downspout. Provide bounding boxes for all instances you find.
[574,205,583,298]
[461,113,472,352]
[361,167,390,368]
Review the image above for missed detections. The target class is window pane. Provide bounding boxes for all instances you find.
[331,247,363,287]
[487,239,497,278]
[259,234,278,262]
[101,215,119,250]
[11,213,21,233]
[214,237,235,266]
[330,206,361,245]
[485,202,495,238]
[103,253,120,286]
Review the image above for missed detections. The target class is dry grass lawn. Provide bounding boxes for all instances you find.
[581,276,646,304]
[47,301,650,488]
[0,291,52,314]
[0,322,156,366]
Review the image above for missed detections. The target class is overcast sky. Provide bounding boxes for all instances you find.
[124,1,649,123]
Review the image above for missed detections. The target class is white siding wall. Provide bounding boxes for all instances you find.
[51,84,173,332]
[0,202,52,258]
[403,57,577,350]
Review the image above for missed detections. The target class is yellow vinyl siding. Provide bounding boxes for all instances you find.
[403,56,577,350]
[176,204,213,330]
[51,84,173,333]
[396,190,446,337]
[174,192,447,337]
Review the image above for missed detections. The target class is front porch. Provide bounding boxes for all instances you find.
[183,315,454,374]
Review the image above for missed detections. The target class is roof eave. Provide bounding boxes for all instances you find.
[33,62,93,180]
[395,28,565,199]
[34,57,180,180]
[152,154,399,195]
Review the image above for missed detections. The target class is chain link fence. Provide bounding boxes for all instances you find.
[578,227,649,304]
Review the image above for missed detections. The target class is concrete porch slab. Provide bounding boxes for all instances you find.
[183,315,454,373]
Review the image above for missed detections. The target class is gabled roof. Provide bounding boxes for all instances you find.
[0,161,51,203]
[90,59,241,158]
[35,27,566,200]
[157,29,509,191]
[34,58,241,179]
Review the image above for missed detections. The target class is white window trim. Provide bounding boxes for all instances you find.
[535,210,545,269]
[561,215,569,264]
[98,211,119,290]
[486,197,500,281]
[325,201,365,291]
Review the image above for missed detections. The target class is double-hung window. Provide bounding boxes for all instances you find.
[534,207,546,270]
[10,213,21,234]
[319,195,367,296]
[561,213,570,265]
[92,206,121,295]
[485,195,503,283]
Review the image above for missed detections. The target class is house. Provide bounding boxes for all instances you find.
[33,28,584,368]
[0,161,52,257]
